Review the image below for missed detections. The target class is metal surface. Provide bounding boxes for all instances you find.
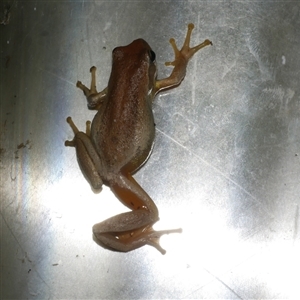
[1,1,299,299]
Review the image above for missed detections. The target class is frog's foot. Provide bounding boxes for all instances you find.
[76,66,107,110]
[65,117,91,147]
[165,23,212,67]
[76,66,98,96]
[142,226,183,255]
[93,220,182,255]
[155,23,212,93]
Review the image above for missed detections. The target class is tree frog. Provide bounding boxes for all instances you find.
[65,24,212,254]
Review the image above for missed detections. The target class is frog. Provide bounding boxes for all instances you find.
[65,23,212,254]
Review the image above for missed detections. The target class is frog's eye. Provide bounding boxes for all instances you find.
[149,50,156,62]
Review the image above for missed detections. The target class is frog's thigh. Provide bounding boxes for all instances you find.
[94,173,159,232]
[93,209,151,233]
[73,132,103,190]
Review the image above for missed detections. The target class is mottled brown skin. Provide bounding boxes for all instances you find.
[65,24,212,254]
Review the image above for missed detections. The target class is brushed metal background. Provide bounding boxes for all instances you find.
[1,1,299,299]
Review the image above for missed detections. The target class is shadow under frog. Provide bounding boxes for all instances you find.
[65,24,212,254]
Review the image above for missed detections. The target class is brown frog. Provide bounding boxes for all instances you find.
[65,24,212,254]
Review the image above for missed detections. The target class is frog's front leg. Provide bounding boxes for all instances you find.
[77,66,107,110]
[93,173,182,254]
[155,23,212,94]
[65,117,104,191]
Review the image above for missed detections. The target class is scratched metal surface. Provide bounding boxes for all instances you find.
[1,1,300,299]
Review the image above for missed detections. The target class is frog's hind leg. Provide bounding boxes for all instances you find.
[77,66,107,110]
[94,221,182,255]
[65,117,103,191]
[93,173,182,254]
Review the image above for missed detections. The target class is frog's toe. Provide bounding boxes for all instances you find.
[65,139,75,147]
[76,81,91,95]
[90,66,97,72]
[66,116,80,134]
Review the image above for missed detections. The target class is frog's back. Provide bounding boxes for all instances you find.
[91,38,157,175]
